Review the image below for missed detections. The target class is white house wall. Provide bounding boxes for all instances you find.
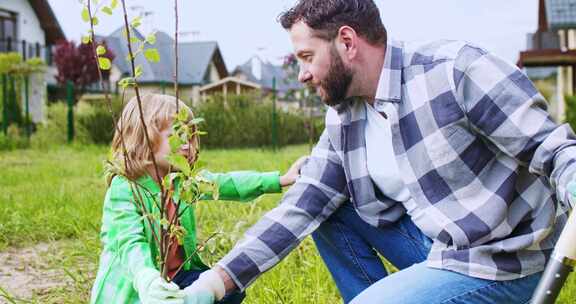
[208,62,219,83]
[0,0,45,45]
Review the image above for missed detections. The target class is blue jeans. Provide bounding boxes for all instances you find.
[172,269,246,304]
[312,202,542,304]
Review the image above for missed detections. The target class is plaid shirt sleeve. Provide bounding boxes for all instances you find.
[454,44,576,209]
[216,130,350,291]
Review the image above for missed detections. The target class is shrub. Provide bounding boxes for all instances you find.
[30,102,90,149]
[18,94,324,149]
[195,95,324,149]
[0,125,29,151]
[77,101,118,145]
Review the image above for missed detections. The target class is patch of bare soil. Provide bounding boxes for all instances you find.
[0,242,73,303]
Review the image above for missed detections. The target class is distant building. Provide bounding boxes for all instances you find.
[232,56,305,111]
[100,28,228,105]
[519,0,576,121]
[0,0,64,61]
[0,0,66,122]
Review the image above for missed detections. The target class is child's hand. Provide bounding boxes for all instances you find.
[280,156,309,187]
[135,268,185,304]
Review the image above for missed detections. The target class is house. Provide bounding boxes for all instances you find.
[0,0,64,58]
[518,0,576,122]
[101,28,228,105]
[0,0,66,123]
[198,76,261,102]
[232,56,305,111]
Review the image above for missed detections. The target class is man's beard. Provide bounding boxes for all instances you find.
[318,45,354,107]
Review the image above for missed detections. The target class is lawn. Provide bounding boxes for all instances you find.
[1,145,575,303]
[0,145,340,303]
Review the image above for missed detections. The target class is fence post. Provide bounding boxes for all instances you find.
[1,74,6,135]
[66,81,74,143]
[271,77,278,150]
[10,75,16,126]
[22,40,27,60]
[24,75,30,138]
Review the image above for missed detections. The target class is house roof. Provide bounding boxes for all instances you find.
[100,27,228,85]
[200,76,261,92]
[546,0,576,29]
[233,56,302,93]
[28,0,66,44]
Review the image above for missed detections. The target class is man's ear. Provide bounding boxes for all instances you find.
[336,26,358,61]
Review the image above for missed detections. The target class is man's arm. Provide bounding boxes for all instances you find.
[215,129,349,292]
[454,44,576,208]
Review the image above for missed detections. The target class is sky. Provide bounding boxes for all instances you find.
[47,0,540,70]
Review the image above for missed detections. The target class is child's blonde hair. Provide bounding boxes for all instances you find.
[110,94,193,182]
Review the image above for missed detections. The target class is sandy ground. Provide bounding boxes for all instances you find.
[0,242,72,303]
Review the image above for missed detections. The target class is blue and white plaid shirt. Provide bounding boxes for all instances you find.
[217,38,576,290]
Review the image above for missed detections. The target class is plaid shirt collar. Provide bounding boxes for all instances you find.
[334,38,404,123]
[375,38,403,104]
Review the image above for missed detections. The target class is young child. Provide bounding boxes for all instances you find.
[90,94,306,304]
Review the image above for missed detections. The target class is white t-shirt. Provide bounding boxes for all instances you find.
[364,102,411,203]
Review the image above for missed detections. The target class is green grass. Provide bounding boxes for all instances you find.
[1,145,575,303]
[0,145,340,303]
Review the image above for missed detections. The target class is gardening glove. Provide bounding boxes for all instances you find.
[183,269,225,304]
[134,268,185,304]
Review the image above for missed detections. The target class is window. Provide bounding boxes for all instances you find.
[0,9,17,52]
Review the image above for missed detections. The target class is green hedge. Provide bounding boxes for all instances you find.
[196,95,323,149]
[29,98,122,149]
[1,94,324,150]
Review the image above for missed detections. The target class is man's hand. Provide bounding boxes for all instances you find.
[280,156,309,187]
[134,268,184,304]
[183,269,225,304]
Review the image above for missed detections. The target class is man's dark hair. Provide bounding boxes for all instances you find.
[279,0,387,46]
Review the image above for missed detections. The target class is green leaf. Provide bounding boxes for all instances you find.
[102,7,113,15]
[81,7,90,23]
[96,45,106,55]
[135,65,143,77]
[130,36,140,44]
[92,16,99,26]
[169,134,184,151]
[177,109,189,122]
[166,154,191,175]
[162,173,180,191]
[144,48,160,63]
[119,77,136,89]
[146,33,157,45]
[189,118,205,125]
[193,160,207,171]
[81,35,92,44]
[131,16,142,28]
[110,0,118,9]
[98,57,111,70]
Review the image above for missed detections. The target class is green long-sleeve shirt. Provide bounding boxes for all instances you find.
[90,170,281,304]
